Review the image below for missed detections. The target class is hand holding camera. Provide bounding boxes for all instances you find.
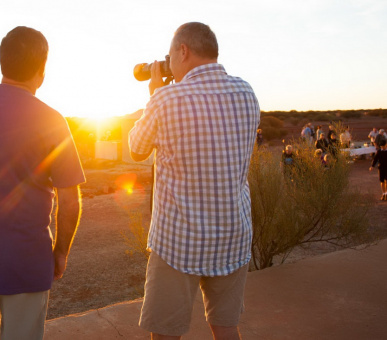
[134,55,174,95]
[148,61,164,96]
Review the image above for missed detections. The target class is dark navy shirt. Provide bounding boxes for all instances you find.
[0,84,85,295]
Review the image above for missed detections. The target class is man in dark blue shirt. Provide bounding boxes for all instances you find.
[0,26,85,340]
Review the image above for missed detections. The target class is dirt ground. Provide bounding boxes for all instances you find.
[47,148,387,320]
[47,162,153,319]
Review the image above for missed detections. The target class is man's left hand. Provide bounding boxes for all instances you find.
[149,61,165,96]
[53,252,67,280]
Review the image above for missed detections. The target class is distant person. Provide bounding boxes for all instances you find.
[301,124,312,144]
[375,129,387,150]
[307,123,315,140]
[316,125,323,140]
[368,127,378,146]
[323,153,332,168]
[314,149,324,165]
[129,22,260,339]
[339,126,351,148]
[300,125,306,140]
[329,132,340,158]
[0,26,85,339]
[315,133,329,153]
[369,139,387,200]
[282,145,295,177]
[327,124,336,143]
[256,128,263,146]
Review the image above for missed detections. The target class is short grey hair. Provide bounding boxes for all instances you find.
[172,22,218,59]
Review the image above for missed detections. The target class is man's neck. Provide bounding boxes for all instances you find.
[1,76,37,95]
[188,58,217,72]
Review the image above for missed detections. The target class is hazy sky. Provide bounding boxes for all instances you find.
[1,0,386,118]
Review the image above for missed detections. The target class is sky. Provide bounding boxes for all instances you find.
[0,0,386,119]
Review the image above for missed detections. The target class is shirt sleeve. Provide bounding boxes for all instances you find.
[129,101,158,157]
[48,116,85,188]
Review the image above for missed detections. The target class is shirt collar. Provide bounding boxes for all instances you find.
[182,63,227,82]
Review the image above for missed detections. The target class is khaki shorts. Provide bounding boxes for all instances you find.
[139,251,248,336]
[0,290,49,340]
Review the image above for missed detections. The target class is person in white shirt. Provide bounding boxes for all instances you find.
[340,126,352,148]
[368,127,378,146]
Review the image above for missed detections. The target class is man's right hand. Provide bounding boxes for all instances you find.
[149,61,165,96]
[52,186,81,280]
[53,251,67,280]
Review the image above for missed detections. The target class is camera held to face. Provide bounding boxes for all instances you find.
[133,55,173,81]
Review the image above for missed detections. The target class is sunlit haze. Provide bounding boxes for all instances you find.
[1,0,386,119]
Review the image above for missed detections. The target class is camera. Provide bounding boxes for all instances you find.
[133,55,173,81]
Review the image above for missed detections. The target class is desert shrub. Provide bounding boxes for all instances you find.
[304,111,317,118]
[260,115,284,129]
[262,126,287,141]
[366,109,387,117]
[314,113,332,121]
[279,129,287,138]
[289,117,301,126]
[338,111,362,119]
[296,111,313,119]
[248,143,370,270]
[260,116,286,141]
[272,112,292,121]
[261,126,277,141]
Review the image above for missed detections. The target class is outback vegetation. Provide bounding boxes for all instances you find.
[248,142,371,270]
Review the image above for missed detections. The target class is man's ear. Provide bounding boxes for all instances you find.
[38,60,47,77]
[35,61,47,89]
[180,44,189,62]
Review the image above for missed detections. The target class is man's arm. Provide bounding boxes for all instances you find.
[53,185,82,280]
[371,150,381,169]
[130,150,152,162]
[130,62,165,163]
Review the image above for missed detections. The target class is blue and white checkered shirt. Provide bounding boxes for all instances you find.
[129,63,260,276]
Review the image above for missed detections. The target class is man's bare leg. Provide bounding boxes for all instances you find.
[209,324,241,340]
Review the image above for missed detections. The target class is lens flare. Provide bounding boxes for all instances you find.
[115,173,137,194]
[114,173,147,211]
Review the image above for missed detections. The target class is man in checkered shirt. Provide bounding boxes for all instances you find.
[129,22,260,340]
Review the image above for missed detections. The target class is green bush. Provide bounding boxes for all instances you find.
[248,144,371,270]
